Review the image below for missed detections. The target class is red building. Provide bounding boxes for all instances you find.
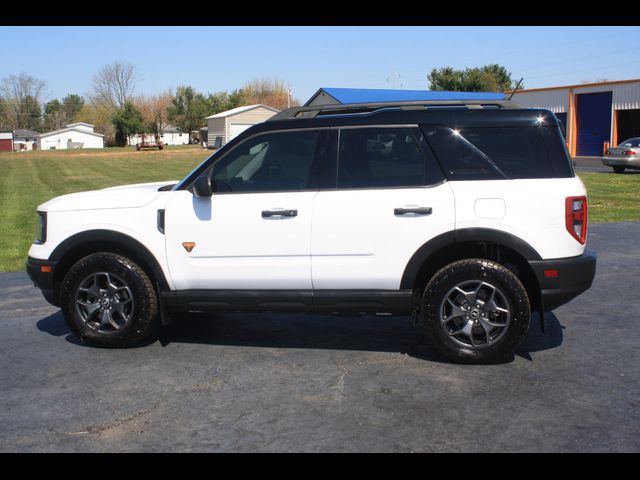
[0,131,13,152]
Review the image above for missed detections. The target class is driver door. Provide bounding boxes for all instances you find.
[164,129,322,291]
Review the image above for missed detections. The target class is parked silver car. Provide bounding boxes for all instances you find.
[602,137,640,173]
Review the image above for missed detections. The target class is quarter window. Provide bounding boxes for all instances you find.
[422,126,555,180]
[337,127,426,188]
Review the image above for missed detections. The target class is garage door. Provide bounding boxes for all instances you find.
[576,91,612,156]
[229,123,254,141]
[0,139,13,151]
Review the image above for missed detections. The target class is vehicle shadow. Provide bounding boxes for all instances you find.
[36,309,564,363]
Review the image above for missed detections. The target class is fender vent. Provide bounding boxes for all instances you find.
[157,209,165,234]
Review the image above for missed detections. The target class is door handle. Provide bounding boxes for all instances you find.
[262,209,298,218]
[394,207,432,216]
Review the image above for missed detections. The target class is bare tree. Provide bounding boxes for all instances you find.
[0,72,46,129]
[241,78,299,110]
[75,103,116,145]
[135,90,173,139]
[90,61,138,110]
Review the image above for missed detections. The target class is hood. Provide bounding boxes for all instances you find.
[38,181,178,212]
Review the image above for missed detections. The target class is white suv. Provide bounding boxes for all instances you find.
[27,99,596,364]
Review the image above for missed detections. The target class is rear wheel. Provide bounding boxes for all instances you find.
[613,166,626,173]
[60,253,159,347]
[421,258,530,364]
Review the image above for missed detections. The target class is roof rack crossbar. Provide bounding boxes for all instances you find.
[269,99,522,121]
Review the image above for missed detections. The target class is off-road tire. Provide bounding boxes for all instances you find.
[421,258,530,364]
[61,253,159,347]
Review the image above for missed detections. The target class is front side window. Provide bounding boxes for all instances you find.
[209,130,320,193]
[337,127,426,189]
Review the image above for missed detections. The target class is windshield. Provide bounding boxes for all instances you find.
[617,138,640,148]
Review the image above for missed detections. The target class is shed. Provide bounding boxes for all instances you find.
[205,104,280,148]
[0,130,13,152]
[304,87,506,106]
[38,123,104,150]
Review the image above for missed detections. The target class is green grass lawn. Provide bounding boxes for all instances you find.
[0,146,207,272]
[578,172,640,223]
[0,147,638,272]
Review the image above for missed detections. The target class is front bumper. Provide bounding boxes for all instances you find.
[26,256,59,306]
[529,250,596,311]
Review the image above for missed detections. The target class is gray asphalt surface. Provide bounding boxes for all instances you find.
[573,156,640,173]
[1,222,639,452]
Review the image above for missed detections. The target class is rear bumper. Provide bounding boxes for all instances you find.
[26,256,59,306]
[602,156,640,168]
[529,250,596,311]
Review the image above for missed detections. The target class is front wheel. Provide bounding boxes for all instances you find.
[613,166,626,173]
[421,259,530,364]
[60,253,159,347]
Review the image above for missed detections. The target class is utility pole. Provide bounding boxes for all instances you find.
[287,87,292,109]
[386,71,402,89]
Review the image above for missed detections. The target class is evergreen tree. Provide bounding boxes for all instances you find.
[112,101,144,147]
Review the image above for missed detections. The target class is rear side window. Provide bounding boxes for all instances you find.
[337,127,426,188]
[422,126,564,180]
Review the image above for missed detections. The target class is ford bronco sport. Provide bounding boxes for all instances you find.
[27,98,597,364]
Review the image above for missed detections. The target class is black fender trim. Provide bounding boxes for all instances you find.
[400,228,542,290]
[49,229,171,291]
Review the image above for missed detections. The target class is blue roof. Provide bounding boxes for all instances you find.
[308,87,506,105]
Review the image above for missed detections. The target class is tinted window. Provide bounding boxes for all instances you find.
[337,128,426,188]
[555,113,568,139]
[210,130,320,193]
[541,127,574,178]
[422,126,555,180]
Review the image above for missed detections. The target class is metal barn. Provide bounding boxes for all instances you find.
[509,79,640,157]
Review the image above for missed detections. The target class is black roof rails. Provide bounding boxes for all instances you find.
[269,99,524,121]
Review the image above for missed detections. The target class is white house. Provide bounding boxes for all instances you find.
[205,104,280,148]
[128,124,189,147]
[38,122,104,150]
[13,129,40,151]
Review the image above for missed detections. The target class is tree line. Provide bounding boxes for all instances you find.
[0,62,300,146]
[0,62,522,147]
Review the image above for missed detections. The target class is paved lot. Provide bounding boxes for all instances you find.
[573,156,608,173]
[573,156,640,173]
[1,222,639,452]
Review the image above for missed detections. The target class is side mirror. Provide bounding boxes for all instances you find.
[192,174,212,198]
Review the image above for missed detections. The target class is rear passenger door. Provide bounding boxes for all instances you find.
[311,126,455,291]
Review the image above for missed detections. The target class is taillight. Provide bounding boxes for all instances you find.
[565,196,587,244]
[623,150,636,156]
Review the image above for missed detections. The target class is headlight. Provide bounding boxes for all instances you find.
[35,211,47,245]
